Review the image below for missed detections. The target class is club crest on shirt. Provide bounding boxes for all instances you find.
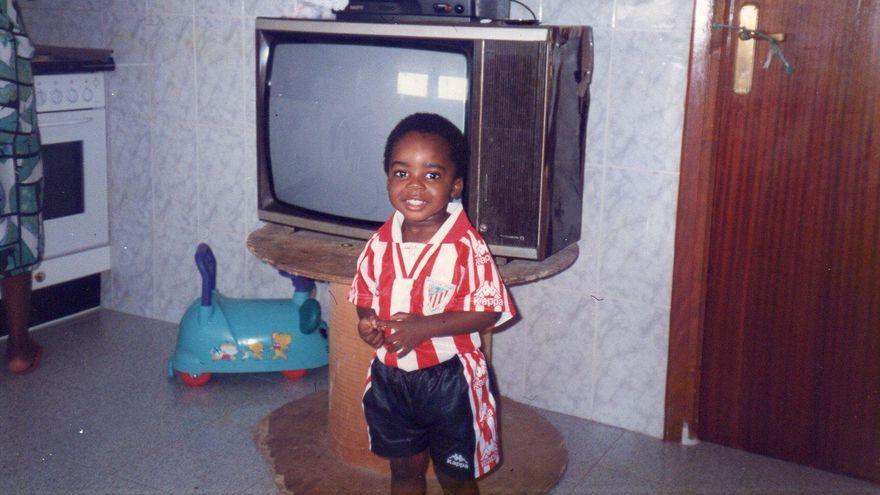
[423,277,456,315]
[471,281,503,308]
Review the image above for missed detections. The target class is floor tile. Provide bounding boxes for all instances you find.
[596,429,702,486]
[81,474,166,494]
[573,464,667,494]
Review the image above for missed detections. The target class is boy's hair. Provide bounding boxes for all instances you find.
[383,113,469,181]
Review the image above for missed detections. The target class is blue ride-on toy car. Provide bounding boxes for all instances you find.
[168,243,329,387]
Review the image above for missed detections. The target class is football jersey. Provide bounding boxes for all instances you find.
[349,203,515,371]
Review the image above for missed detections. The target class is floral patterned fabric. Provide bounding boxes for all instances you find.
[0,0,42,278]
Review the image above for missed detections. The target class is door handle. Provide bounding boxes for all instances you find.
[733,4,786,94]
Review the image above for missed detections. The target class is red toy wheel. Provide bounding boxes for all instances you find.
[178,371,212,387]
[281,369,307,380]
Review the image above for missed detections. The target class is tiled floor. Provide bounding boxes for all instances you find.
[1,309,878,494]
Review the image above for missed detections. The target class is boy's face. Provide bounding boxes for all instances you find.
[387,131,463,234]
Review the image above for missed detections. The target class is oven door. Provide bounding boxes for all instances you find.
[37,108,109,273]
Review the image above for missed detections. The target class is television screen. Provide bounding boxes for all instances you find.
[267,42,468,224]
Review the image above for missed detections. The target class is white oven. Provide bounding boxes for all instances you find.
[32,72,110,289]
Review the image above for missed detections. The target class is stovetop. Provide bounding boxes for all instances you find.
[33,45,115,75]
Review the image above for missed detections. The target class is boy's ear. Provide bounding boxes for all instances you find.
[451,177,464,199]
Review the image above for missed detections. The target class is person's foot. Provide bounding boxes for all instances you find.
[6,339,42,374]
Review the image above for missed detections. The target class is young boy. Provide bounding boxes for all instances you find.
[349,113,515,494]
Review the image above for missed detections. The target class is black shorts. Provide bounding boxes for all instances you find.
[362,352,500,479]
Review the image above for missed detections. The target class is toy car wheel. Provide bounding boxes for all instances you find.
[281,369,307,380]
[178,371,212,387]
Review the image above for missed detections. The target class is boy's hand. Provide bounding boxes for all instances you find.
[380,312,430,358]
[357,310,384,348]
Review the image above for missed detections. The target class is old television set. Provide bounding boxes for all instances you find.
[256,18,592,260]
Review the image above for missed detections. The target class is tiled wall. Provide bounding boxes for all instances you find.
[21,0,693,438]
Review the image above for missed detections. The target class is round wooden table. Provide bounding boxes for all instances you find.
[248,224,578,493]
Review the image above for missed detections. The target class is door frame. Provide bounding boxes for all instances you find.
[663,0,727,442]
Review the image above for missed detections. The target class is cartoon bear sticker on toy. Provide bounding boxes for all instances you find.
[241,340,265,360]
[272,332,292,360]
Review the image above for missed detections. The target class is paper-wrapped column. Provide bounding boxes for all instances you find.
[327,282,390,474]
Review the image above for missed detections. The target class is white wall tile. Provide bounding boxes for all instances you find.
[152,227,199,322]
[592,297,670,437]
[241,126,261,233]
[585,27,610,167]
[107,65,152,121]
[148,0,194,16]
[24,8,107,48]
[104,9,154,65]
[615,0,692,31]
[542,0,614,27]
[600,167,678,307]
[606,29,689,172]
[243,0,298,17]
[242,16,257,127]
[107,114,152,233]
[105,0,147,14]
[195,16,245,126]
[151,15,197,125]
[151,122,198,236]
[106,112,154,318]
[23,0,102,11]
[16,8,59,46]
[523,289,598,417]
[194,0,243,15]
[197,124,247,236]
[110,236,155,318]
[580,165,603,287]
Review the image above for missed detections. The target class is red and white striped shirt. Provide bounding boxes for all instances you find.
[349,203,515,371]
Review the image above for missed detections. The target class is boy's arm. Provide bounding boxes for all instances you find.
[381,311,501,358]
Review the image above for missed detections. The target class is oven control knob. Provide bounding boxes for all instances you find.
[82,88,93,102]
[50,89,62,104]
[34,271,45,283]
[66,89,78,103]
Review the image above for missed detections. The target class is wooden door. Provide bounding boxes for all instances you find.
[668,0,879,483]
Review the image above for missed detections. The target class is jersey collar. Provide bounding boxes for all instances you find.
[390,202,464,244]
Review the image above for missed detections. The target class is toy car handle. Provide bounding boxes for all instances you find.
[278,270,315,293]
[195,243,217,307]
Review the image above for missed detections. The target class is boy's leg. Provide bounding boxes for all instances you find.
[435,468,479,495]
[389,450,429,495]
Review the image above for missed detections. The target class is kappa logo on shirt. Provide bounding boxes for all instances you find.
[471,359,489,389]
[473,241,492,266]
[471,281,503,308]
[446,453,470,470]
[479,439,499,471]
[479,402,496,424]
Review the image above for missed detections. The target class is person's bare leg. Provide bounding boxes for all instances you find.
[390,450,430,495]
[3,271,39,373]
[435,467,479,495]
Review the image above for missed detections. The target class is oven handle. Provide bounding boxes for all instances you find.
[38,117,94,128]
